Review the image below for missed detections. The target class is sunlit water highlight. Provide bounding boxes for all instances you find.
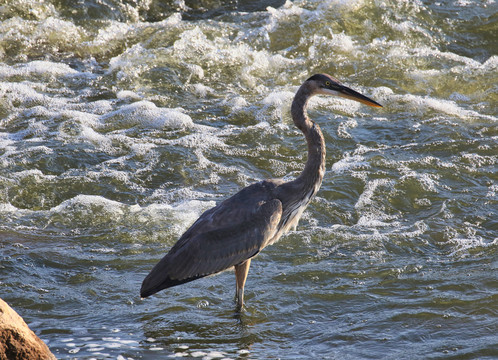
[1,0,497,359]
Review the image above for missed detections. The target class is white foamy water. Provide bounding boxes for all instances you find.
[1,0,496,359]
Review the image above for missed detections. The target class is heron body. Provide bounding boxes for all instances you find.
[141,74,382,308]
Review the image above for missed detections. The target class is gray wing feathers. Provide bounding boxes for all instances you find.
[140,184,282,297]
[167,198,281,279]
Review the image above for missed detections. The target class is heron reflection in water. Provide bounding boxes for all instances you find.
[141,74,382,308]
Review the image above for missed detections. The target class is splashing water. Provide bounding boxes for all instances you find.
[1,0,496,359]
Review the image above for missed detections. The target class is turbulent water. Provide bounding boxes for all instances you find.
[1,0,497,359]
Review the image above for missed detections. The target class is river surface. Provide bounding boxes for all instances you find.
[1,0,497,359]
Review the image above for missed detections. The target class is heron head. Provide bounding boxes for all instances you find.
[306,73,382,108]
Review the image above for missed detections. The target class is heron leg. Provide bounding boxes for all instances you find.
[234,259,251,309]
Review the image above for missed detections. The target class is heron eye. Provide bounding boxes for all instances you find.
[325,81,331,86]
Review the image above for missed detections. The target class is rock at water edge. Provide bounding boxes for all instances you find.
[0,298,56,360]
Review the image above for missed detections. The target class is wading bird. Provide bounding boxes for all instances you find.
[141,74,382,308]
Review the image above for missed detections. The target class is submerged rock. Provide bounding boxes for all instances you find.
[0,298,56,360]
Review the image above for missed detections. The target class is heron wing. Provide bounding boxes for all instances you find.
[140,181,282,298]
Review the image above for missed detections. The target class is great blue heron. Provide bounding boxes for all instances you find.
[141,74,382,308]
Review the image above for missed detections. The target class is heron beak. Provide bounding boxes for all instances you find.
[336,85,383,108]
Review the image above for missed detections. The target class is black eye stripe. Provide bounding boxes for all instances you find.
[323,81,341,91]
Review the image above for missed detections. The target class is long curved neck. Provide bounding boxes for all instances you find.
[290,84,326,194]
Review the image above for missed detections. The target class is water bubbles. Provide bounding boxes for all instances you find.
[414,198,431,208]
[1,1,496,359]
[149,346,164,351]
[116,355,133,360]
[196,299,210,308]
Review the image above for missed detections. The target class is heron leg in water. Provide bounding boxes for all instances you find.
[234,259,251,308]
